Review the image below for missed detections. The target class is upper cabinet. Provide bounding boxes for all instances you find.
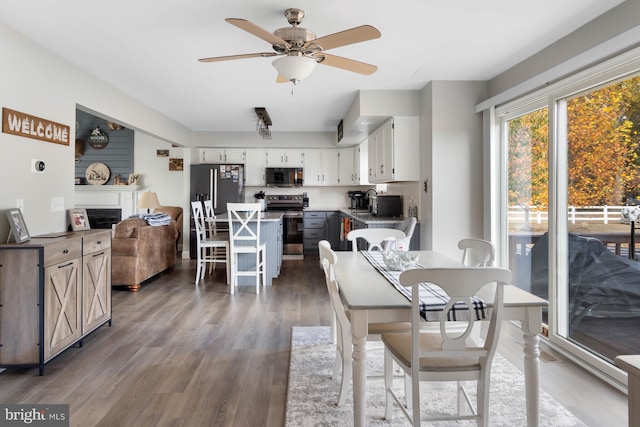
[200,148,245,164]
[368,117,419,183]
[244,149,266,186]
[338,141,369,185]
[304,150,339,186]
[265,149,303,167]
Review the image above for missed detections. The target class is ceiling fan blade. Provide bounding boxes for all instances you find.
[307,25,381,51]
[316,53,378,75]
[225,18,291,49]
[198,52,279,63]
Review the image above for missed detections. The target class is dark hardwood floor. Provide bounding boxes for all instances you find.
[0,258,330,427]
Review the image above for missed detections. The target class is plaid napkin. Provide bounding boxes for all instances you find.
[361,251,486,321]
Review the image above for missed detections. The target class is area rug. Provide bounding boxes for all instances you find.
[285,326,586,426]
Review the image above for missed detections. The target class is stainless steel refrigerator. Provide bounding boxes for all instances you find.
[189,163,245,258]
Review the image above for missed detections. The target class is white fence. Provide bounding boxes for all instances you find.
[508,206,629,225]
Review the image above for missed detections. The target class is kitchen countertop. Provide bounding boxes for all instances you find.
[210,212,283,222]
[338,209,408,224]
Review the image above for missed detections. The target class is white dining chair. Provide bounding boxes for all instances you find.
[203,199,229,274]
[381,266,512,426]
[203,199,216,234]
[319,240,411,407]
[347,228,406,252]
[227,202,266,295]
[191,201,230,286]
[458,238,495,267]
[391,217,417,251]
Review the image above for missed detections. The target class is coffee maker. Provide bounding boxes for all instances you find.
[347,191,367,210]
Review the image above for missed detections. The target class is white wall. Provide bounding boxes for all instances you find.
[488,1,640,99]
[133,133,188,210]
[420,81,488,260]
[192,131,336,149]
[0,23,191,238]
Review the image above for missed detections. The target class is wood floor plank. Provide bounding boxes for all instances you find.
[0,256,628,426]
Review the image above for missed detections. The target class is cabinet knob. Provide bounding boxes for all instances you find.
[63,249,69,254]
[97,240,102,245]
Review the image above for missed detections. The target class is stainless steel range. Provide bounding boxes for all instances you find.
[266,194,304,258]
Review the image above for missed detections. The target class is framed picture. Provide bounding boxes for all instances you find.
[5,209,30,243]
[169,158,184,171]
[128,173,140,185]
[156,149,169,157]
[68,208,90,231]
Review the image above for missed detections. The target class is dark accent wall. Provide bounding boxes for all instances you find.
[74,110,134,185]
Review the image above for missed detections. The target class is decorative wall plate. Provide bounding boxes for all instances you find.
[85,162,110,185]
[88,126,109,149]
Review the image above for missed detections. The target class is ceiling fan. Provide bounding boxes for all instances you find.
[198,8,381,84]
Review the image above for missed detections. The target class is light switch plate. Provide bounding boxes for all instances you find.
[51,197,64,212]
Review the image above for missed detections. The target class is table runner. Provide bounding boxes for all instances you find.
[361,251,486,321]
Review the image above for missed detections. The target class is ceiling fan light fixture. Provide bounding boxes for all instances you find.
[272,55,317,84]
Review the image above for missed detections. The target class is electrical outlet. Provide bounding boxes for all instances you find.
[51,197,64,212]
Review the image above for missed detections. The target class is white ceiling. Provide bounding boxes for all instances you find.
[0,0,625,134]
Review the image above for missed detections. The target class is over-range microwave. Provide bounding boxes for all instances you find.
[265,167,304,187]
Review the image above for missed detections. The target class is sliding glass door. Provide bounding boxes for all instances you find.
[561,77,640,363]
[506,107,549,323]
[498,66,640,384]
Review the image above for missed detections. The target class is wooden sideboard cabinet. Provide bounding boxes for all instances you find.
[0,230,112,374]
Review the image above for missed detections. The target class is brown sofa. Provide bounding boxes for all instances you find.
[111,217,178,291]
[154,206,183,255]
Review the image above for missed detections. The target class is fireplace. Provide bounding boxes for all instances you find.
[74,185,139,227]
[86,208,122,229]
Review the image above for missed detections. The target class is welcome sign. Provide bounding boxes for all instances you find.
[2,107,70,146]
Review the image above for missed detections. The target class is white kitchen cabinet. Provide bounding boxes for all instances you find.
[356,140,369,185]
[322,150,340,186]
[367,117,419,183]
[339,141,369,185]
[200,149,245,164]
[338,147,357,185]
[338,148,352,185]
[265,149,303,167]
[244,149,266,186]
[303,150,339,186]
[304,150,323,186]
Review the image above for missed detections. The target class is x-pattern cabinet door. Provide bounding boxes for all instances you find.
[44,258,81,360]
[82,250,111,334]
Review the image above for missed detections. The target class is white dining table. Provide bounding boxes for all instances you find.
[333,250,548,427]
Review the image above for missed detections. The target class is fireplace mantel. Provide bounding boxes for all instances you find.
[75,185,141,219]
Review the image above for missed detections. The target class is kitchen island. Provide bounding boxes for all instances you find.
[211,212,283,286]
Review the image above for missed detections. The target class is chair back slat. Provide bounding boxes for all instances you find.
[399,267,511,354]
[227,203,261,247]
[346,228,406,252]
[458,238,495,267]
[191,201,207,243]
